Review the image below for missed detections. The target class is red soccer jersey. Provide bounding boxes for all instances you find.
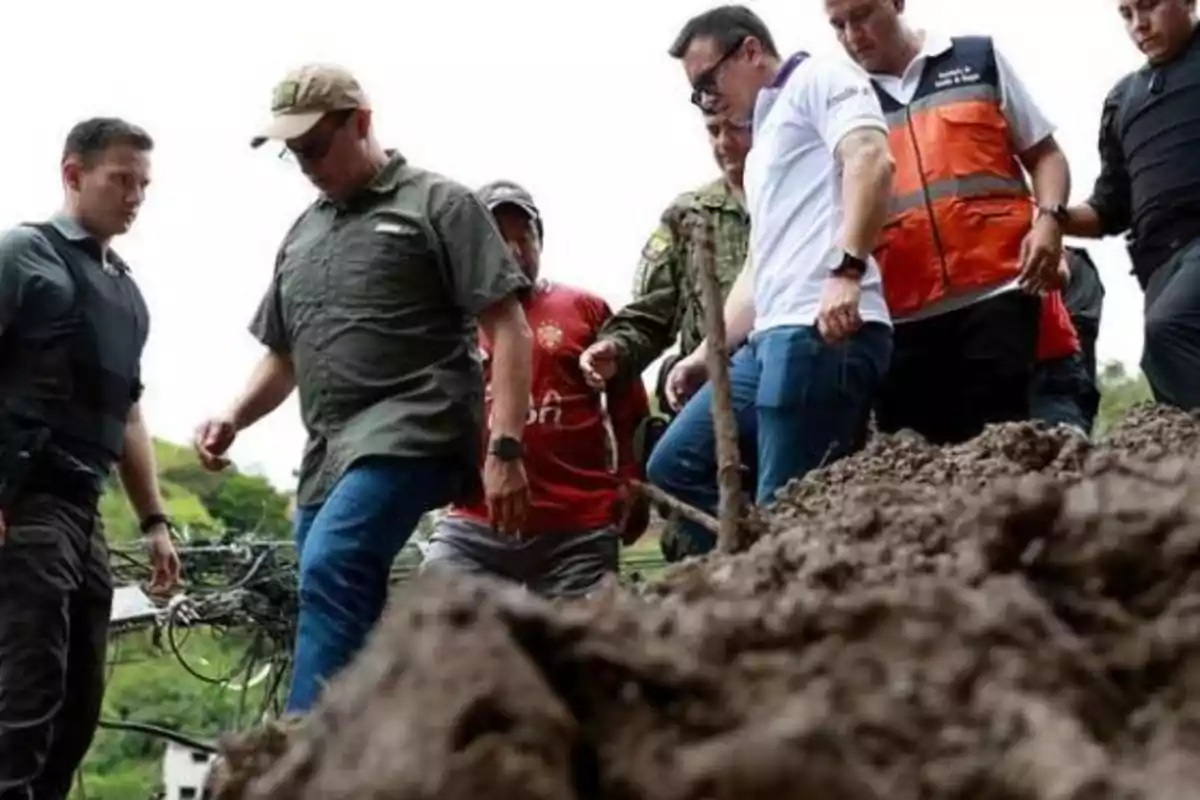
[449,281,650,536]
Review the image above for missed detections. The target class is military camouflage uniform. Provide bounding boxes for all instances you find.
[600,177,749,409]
[597,177,749,562]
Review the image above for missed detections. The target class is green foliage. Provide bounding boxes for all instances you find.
[76,629,282,799]
[101,437,293,542]
[1094,360,1154,436]
[71,438,295,798]
[205,472,292,539]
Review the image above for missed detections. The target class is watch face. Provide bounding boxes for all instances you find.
[492,437,522,460]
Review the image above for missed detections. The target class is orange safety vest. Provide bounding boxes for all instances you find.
[871,36,1034,319]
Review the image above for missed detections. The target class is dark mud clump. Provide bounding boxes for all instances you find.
[209,406,1200,800]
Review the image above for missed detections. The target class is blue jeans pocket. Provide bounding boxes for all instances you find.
[754,327,823,410]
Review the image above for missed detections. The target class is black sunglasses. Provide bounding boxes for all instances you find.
[690,36,748,112]
[279,109,356,163]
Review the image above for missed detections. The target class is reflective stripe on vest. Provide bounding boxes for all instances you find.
[873,37,1033,319]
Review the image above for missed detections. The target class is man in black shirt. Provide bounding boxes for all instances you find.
[0,119,180,799]
[1065,0,1200,410]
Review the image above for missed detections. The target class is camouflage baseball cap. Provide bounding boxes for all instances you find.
[476,179,543,236]
[250,63,369,148]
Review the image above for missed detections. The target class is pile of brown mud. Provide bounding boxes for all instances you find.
[210,403,1200,799]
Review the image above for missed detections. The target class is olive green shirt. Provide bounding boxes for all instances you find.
[250,151,529,506]
[598,178,749,391]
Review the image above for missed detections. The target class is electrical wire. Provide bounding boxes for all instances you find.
[95,535,665,763]
[98,537,301,762]
[95,718,218,755]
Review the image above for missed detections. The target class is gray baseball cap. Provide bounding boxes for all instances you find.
[476,179,543,238]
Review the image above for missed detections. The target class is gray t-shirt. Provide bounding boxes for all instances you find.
[250,151,529,506]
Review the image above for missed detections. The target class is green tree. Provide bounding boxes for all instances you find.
[98,438,292,542]
[1094,360,1154,435]
[206,472,292,538]
[72,437,296,798]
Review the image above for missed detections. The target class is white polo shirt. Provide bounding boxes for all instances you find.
[744,51,892,334]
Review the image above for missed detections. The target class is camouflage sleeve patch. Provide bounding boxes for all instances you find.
[634,223,677,296]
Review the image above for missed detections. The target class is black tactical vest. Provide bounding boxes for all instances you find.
[1112,26,1200,280]
[0,223,150,480]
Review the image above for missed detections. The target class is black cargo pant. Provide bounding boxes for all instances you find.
[875,289,1041,445]
[0,492,111,800]
[1142,236,1200,411]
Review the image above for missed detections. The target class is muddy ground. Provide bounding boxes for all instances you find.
[210,403,1200,799]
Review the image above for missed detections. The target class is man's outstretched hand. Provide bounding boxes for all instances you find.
[579,340,621,390]
[193,416,237,472]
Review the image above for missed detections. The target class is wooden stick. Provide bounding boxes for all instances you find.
[630,480,720,535]
[696,218,742,552]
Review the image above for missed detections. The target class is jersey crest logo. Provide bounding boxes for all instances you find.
[536,321,564,351]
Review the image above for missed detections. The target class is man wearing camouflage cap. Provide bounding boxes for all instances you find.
[192,63,535,713]
[424,180,651,596]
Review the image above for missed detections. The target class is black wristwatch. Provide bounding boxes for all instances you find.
[139,512,174,535]
[831,251,868,280]
[1038,203,1069,226]
[488,435,524,462]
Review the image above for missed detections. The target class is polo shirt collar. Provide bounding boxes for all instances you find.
[45,212,129,273]
[48,212,93,242]
[769,50,810,88]
[363,149,408,194]
[871,29,951,82]
[753,50,811,130]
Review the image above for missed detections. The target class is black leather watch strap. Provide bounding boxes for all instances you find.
[831,251,867,279]
[1038,203,1069,225]
[488,435,524,461]
[139,512,173,535]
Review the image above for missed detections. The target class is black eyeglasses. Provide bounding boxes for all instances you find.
[690,36,748,112]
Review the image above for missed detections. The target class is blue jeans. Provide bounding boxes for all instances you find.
[287,456,464,713]
[647,323,892,556]
[1030,351,1100,435]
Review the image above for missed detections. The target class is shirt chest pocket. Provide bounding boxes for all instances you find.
[336,219,447,312]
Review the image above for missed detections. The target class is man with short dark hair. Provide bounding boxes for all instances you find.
[646,5,895,554]
[668,4,781,72]
[193,64,534,714]
[0,116,180,800]
[425,181,650,596]
[1063,0,1200,411]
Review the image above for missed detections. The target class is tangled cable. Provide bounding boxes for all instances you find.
[102,535,300,753]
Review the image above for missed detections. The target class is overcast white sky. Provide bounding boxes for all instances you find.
[0,1,1146,489]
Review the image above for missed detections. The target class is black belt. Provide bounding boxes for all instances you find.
[1129,217,1200,288]
[22,461,103,506]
